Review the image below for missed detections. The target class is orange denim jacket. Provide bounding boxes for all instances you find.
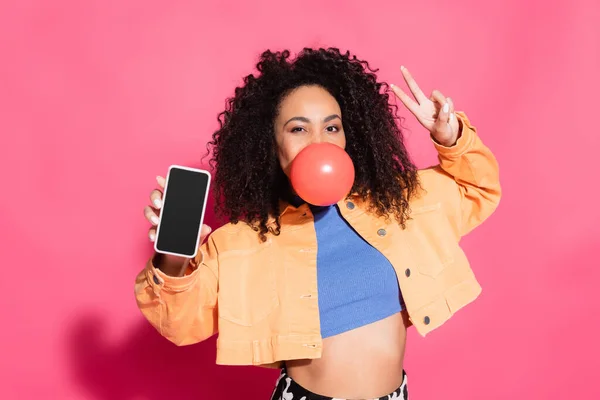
[134,112,501,368]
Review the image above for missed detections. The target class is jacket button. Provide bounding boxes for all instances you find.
[346,201,355,210]
[405,268,411,277]
[377,228,386,236]
[424,316,430,325]
[152,274,160,285]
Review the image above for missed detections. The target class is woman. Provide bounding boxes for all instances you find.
[136,48,501,399]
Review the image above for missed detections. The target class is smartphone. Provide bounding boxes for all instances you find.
[154,165,211,259]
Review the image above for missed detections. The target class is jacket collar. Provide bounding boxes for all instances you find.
[267,192,364,227]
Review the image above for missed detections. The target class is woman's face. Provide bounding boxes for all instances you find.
[274,85,346,176]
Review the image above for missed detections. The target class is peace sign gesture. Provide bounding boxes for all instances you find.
[390,66,460,147]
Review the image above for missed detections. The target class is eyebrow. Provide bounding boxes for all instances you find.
[283,114,341,128]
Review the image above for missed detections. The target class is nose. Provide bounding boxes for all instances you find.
[308,131,326,145]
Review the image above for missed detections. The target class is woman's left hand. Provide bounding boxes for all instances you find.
[390,66,460,147]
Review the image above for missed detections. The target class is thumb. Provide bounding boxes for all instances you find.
[200,224,212,242]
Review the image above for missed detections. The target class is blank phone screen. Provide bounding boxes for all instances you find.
[155,167,210,257]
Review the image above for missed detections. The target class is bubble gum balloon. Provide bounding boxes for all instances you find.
[289,143,355,206]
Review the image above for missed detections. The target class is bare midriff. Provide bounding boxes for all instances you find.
[286,310,409,399]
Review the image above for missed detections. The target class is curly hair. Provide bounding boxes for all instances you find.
[206,47,420,241]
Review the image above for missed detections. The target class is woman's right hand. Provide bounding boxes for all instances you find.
[144,175,212,274]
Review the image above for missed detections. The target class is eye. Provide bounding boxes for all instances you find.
[326,125,340,132]
[291,126,306,133]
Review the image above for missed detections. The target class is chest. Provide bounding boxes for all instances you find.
[215,201,460,327]
[311,205,400,304]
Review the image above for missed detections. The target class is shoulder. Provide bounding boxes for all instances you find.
[409,166,462,235]
[206,221,264,253]
[413,166,460,206]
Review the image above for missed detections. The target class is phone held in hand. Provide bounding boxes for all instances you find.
[154,165,211,259]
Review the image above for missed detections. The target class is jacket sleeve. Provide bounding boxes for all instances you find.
[134,235,219,346]
[430,111,502,237]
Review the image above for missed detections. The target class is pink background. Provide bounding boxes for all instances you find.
[2,0,599,398]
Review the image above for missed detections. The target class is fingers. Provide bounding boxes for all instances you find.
[145,176,165,243]
[199,224,212,243]
[148,227,157,242]
[146,175,212,245]
[430,89,447,109]
[432,95,453,135]
[445,97,459,134]
[144,205,160,226]
[446,96,455,112]
[430,89,455,121]
[400,66,428,104]
[430,90,455,116]
[390,84,420,116]
[145,202,158,242]
[149,188,163,209]
[156,175,166,189]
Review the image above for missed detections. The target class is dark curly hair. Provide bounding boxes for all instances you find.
[206,47,420,241]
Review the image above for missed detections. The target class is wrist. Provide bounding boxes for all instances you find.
[431,133,459,148]
[153,252,189,277]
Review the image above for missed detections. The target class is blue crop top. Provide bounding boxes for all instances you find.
[305,202,404,338]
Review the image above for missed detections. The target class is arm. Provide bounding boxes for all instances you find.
[134,235,219,345]
[431,112,501,236]
[388,66,500,237]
